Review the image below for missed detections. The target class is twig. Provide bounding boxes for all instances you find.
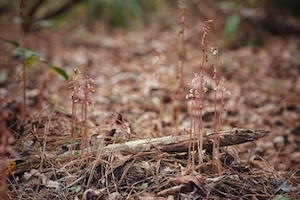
[54,128,269,159]
[101,128,269,155]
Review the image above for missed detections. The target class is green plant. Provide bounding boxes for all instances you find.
[22,0,83,30]
[131,116,142,131]
[224,13,240,45]
[80,0,160,27]
[105,0,157,27]
[2,39,69,81]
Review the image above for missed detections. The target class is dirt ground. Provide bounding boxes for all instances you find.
[0,2,299,200]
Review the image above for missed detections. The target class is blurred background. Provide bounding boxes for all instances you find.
[0,0,299,41]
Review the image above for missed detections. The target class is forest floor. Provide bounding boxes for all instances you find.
[0,4,300,200]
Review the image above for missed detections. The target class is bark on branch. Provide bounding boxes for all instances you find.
[101,128,269,155]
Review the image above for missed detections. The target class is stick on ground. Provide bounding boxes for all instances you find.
[102,128,269,155]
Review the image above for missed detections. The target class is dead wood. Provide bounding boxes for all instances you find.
[101,128,269,155]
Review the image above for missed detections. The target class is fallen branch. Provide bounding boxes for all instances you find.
[101,128,269,155]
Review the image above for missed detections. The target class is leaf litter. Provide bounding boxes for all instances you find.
[1,6,300,200]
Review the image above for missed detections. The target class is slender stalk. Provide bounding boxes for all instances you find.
[211,46,220,173]
[70,69,79,157]
[188,101,193,169]
[20,0,27,115]
[197,20,213,167]
[217,77,230,171]
[191,101,196,169]
[71,99,76,157]
[81,71,94,159]
[82,83,88,156]
[177,0,188,135]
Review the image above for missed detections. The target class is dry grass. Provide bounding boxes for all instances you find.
[2,109,298,199]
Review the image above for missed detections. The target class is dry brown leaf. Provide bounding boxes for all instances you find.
[23,169,60,189]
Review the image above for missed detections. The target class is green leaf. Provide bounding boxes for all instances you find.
[2,38,38,60]
[11,46,38,60]
[137,183,148,189]
[85,169,92,175]
[224,13,240,41]
[39,59,69,81]
[69,185,81,194]
[2,39,21,47]
[50,66,69,81]
[26,56,37,67]
[272,195,291,200]
[3,38,69,81]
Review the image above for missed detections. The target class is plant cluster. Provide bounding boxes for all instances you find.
[70,69,95,158]
[185,20,231,173]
